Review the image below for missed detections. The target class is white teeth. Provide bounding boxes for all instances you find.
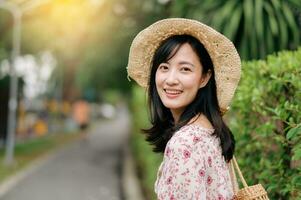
[165,89,182,94]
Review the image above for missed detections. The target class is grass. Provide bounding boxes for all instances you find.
[0,131,83,183]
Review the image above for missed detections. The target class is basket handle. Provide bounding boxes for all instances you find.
[230,156,249,190]
[229,158,239,193]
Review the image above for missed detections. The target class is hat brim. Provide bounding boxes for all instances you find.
[127,18,241,111]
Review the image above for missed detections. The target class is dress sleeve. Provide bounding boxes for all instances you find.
[156,131,233,200]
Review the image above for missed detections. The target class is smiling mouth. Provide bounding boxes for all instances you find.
[164,89,183,95]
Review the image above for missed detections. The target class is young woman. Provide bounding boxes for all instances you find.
[127,18,241,200]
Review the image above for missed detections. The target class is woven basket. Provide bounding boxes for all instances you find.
[229,156,269,200]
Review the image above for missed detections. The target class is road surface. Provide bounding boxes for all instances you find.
[1,105,130,200]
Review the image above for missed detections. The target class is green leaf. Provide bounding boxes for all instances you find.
[286,125,301,140]
[263,2,278,36]
[265,22,274,55]
[292,175,301,186]
[282,3,300,45]
[243,0,253,37]
[292,148,301,161]
[223,5,242,40]
[212,0,238,31]
[277,13,288,49]
[255,0,264,58]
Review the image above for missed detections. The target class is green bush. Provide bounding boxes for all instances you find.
[130,85,162,200]
[129,48,301,199]
[229,48,301,199]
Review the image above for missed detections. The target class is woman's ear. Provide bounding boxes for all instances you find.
[199,70,212,88]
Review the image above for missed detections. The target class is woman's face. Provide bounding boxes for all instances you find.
[155,43,210,120]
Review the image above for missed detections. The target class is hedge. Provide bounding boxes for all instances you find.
[130,47,301,200]
[229,48,301,199]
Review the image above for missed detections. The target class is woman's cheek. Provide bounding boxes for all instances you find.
[156,72,169,88]
[182,75,201,88]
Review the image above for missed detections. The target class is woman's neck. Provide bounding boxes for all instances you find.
[170,109,183,124]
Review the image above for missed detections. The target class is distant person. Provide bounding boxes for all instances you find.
[127,18,241,199]
[72,99,90,133]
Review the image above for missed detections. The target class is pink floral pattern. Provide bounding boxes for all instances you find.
[154,124,234,200]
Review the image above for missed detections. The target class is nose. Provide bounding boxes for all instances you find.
[165,69,179,85]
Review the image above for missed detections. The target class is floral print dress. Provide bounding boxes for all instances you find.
[154,124,234,200]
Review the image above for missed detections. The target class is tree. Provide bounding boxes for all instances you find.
[161,0,301,60]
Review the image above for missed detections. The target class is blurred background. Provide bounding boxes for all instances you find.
[0,0,300,200]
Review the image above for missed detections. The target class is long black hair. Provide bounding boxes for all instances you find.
[143,34,235,162]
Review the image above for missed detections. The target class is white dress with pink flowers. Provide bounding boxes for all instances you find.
[154,124,234,200]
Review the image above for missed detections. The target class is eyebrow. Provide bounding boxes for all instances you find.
[165,61,195,67]
[179,61,195,67]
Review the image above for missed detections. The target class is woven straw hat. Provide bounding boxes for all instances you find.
[127,18,241,113]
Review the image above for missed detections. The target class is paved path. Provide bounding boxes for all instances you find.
[1,105,130,200]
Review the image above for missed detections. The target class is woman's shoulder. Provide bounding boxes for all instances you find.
[168,114,217,148]
[176,113,215,137]
[170,123,215,147]
[189,113,214,130]
[178,123,214,136]
[167,124,221,160]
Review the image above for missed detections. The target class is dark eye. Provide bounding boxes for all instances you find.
[181,67,192,72]
[159,64,169,71]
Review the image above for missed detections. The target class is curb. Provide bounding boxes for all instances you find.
[122,144,145,200]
